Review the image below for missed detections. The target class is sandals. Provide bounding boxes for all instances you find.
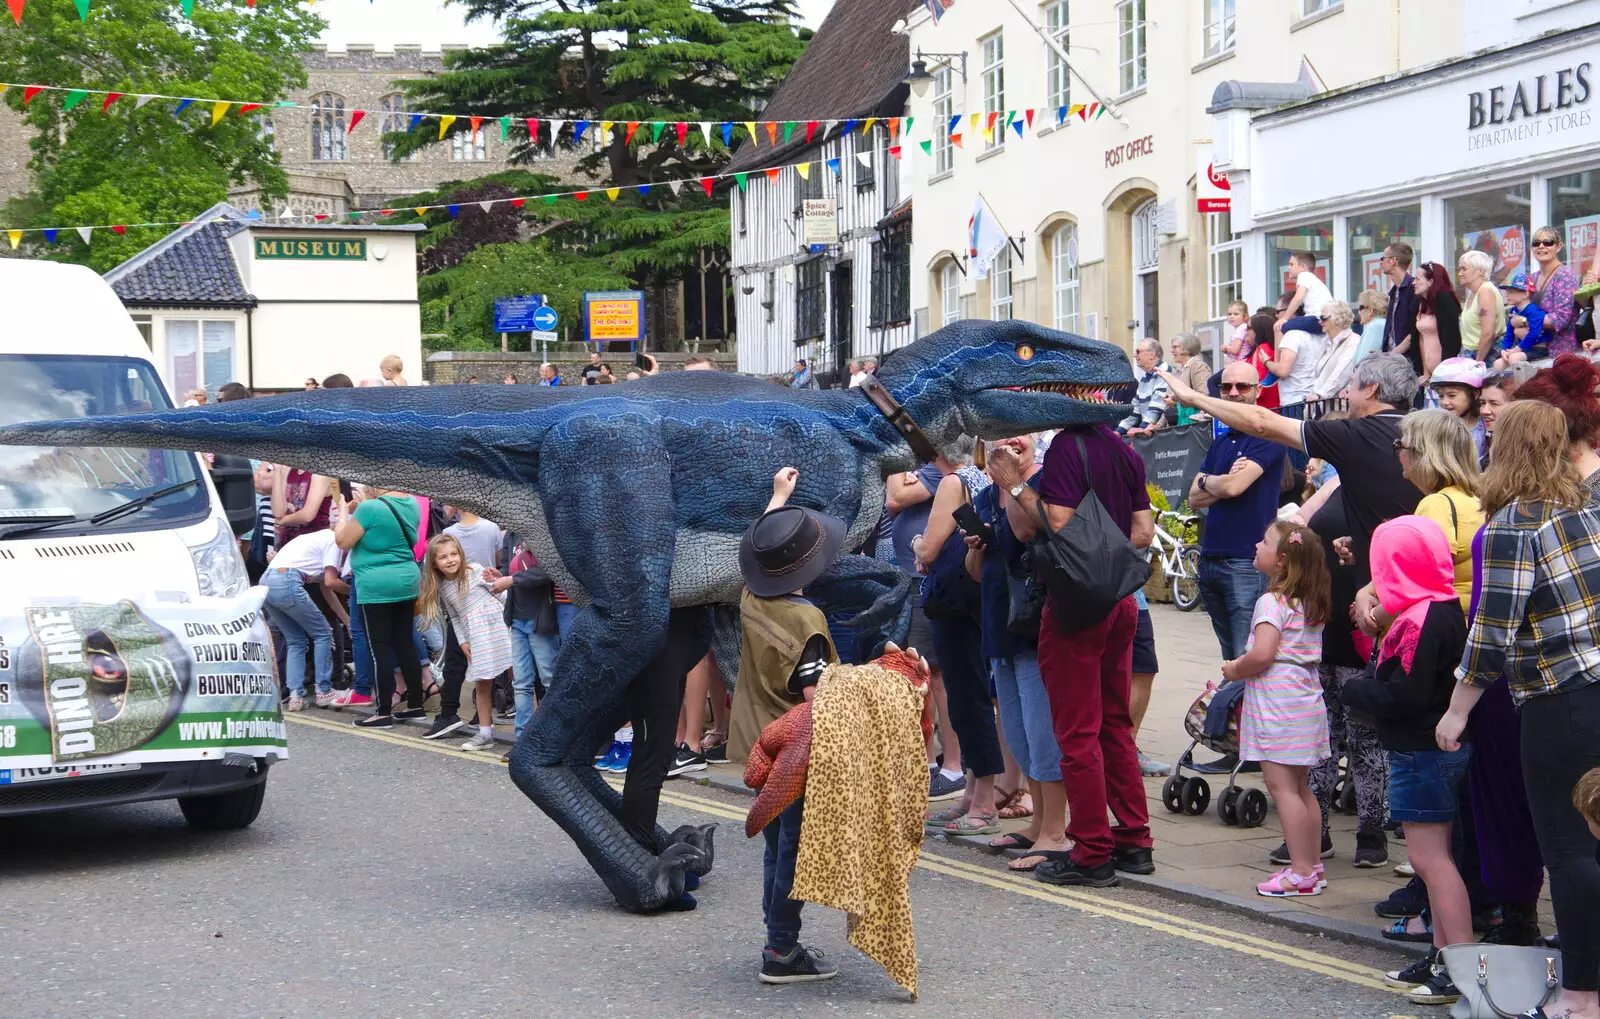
[1383,912,1434,943]
[997,789,1034,820]
[985,832,1035,853]
[924,804,966,829]
[1009,849,1073,873]
[1257,867,1324,898]
[942,811,1001,836]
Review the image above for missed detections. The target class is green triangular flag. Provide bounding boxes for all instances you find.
[179,0,192,15]
[72,0,89,20]
[62,89,89,111]
[1005,109,1016,125]
[650,121,665,143]
[1095,104,1108,119]
[734,172,748,191]
[783,121,795,143]
[905,117,914,135]
[348,212,360,221]
[499,115,510,142]
[919,140,932,156]
[544,195,557,204]
[274,100,294,107]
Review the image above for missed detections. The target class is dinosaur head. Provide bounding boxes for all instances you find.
[877,320,1135,444]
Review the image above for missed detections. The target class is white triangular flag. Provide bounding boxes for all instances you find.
[856,151,871,168]
[668,180,683,196]
[478,201,495,213]
[133,95,157,109]
[699,122,713,148]
[549,118,566,144]
[76,226,93,244]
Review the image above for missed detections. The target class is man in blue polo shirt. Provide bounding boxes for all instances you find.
[1187,361,1286,662]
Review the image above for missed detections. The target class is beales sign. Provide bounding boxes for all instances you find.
[1465,60,1592,152]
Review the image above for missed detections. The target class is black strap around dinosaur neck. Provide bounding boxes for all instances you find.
[858,376,938,463]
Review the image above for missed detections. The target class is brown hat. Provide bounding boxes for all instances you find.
[738,506,846,597]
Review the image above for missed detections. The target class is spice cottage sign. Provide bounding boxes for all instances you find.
[255,238,368,260]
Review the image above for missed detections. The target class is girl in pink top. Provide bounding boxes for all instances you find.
[1221,520,1333,897]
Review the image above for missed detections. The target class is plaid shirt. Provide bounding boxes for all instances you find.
[1457,498,1600,704]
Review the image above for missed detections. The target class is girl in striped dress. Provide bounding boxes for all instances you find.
[417,534,513,752]
[1221,520,1332,898]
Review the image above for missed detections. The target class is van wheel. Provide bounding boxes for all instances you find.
[179,780,266,830]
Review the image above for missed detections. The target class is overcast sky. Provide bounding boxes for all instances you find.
[317,0,839,49]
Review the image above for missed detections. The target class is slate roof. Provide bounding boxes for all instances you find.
[104,203,255,307]
[724,0,914,175]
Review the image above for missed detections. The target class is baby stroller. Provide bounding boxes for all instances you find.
[1161,680,1271,829]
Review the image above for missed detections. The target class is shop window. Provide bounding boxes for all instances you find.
[1045,1,1070,110]
[1052,224,1080,333]
[1206,211,1243,319]
[870,222,911,328]
[1346,206,1421,299]
[1549,172,1600,278]
[451,125,488,162]
[310,93,346,162]
[1133,199,1160,272]
[166,320,236,397]
[1265,222,1333,300]
[991,248,1014,321]
[941,261,963,326]
[796,258,825,341]
[932,67,956,176]
[1203,0,1235,59]
[982,33,1005,153]
[1446,182,1531,286]
[1117,0,1146,94]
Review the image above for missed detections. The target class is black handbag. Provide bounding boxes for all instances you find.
[1028,435,1151,633]
[920,479,981,622]
[1006,549,1044,637]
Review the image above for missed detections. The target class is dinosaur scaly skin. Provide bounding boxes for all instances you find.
[0,319,1133,911]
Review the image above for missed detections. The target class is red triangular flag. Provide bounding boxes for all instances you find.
[805,120,818,144]
[675,122,688,146]
[237,103,263,116]
[6,0,24,25]
[765,122,777,145]
[22,85,44,105]
[380,209,394,216]
[469,116,483,136]
[625,121,639,144]
[526,118,540,140]
[950,132,964,148]
[574,191,588,201]
[700,177,713,197]
[985,111,999,132]
[888,145,902,160]
[510,198,526,208]
[765,168,780,182]
[1025,109,1035,128]
[101,92,124,113]
[314,214,328,221]
[346,109,364,131]
[111,224,126,235]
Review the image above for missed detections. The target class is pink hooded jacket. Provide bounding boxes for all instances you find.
[1371,515,1458,672]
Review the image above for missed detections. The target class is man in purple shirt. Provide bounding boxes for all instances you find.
[993,423,1155,887]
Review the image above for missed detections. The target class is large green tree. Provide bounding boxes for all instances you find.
[0,0,323,271]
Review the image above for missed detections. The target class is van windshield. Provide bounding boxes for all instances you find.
[0,355,210,535]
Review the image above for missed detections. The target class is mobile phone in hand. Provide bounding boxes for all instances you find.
[952,503,995,547]
[635,352,654,371]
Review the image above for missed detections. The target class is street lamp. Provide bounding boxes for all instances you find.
[904,49,967,99]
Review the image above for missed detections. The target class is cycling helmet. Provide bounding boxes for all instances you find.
[1430,356,1486,390]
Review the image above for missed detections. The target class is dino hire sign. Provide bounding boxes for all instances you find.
[254,237,368,260]
[583,291,646,345]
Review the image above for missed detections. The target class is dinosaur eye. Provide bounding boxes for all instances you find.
[1016,344,1035,361]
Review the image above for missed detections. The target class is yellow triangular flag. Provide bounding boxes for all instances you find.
[970,113,980,133]
[863,117,877,134]
[605,187,620,201]
[211,101,231,126]
[795,162,811,180]
[5,230,20,249]
[600,120,614,142]
[744,120,757,145]
[438,115,456,140]
[413,207,429,216]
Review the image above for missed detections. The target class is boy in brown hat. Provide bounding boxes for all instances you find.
[729,466,844,984]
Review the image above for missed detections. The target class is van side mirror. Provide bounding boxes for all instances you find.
[209,456,258,538]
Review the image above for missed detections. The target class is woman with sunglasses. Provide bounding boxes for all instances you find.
[1411,263,1463,384]
[1528,226,1584,357]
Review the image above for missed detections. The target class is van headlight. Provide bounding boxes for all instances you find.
[190,517,248,598]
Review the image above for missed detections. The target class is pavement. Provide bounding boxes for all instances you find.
[1,713,1421,1018]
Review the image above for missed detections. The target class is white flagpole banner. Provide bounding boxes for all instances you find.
[968,195,1008,281]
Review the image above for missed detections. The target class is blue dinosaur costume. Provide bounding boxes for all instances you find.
[0,319,1133,911]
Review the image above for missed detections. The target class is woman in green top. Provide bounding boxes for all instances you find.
[335,487,424,728]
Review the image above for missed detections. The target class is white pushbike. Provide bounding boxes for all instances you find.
[1150,510,1201,612]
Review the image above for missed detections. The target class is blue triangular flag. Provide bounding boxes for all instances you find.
[948,115,961,136]
[637,185,651,196]
[720,122,732,146]
[1012,119,1023,138]
[173,98,194,116]
[447,204,460,219]
[409,113,423,131]
[842,119,859,135]
[247,209,262,220]
[1057,106,1068,125]
[826,157,841,175]
[573,120,589,142]
[42,229,57,244]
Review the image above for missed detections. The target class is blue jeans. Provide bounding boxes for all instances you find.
[555,602,579,641]
[762,796,805,952]
[348,577,373,696]
[264,569,332,696]
[1197,556,1265,661]
[991,651,1062,782]
[508,619,560,738]
[1283,313,1323,336]
[1388,745,1473,824]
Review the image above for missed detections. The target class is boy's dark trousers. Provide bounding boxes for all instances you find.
[436,622,469,719]
[762,797,806,952]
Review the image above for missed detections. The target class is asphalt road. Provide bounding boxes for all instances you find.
[1,713,1418,1019]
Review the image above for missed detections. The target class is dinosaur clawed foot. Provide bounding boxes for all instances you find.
[636,841,705,913]
[666,823,717,876]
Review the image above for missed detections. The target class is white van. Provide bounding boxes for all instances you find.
[0,260,284,828]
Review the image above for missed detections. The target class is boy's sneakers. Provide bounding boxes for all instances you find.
[1112,846,1155,875]
[595,742,632,772]
[1269,834,1335,865]
[1137,751,1171,777]
[1385,949,1438,989]
[1376,875,1429,918]
[314,691,337,708]
[331,689,374,708]
[668,744,708,776]
[285,696,306,712]
[1407,958,1462,1005]
[422,715,467,741]
[460,732,496,752]
[928,768,966,801]
[353,714,394,729]
[759,945,838,984]
[1353,826,1389,868]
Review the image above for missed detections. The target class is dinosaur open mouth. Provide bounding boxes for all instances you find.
[998,382,1134,403]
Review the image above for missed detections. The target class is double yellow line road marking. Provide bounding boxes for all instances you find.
[286,712,1397,995]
